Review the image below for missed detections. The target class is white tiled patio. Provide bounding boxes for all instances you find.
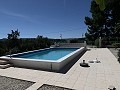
[0,48,120,90]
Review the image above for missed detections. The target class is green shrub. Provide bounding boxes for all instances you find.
[0,48,5,56]
[70,39,78,43]
[95,38,99,47]
[10,47,20,54]
[118,50,120,63]
[112,43,120,48]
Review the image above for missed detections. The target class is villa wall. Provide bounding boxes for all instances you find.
[51,42,86,48]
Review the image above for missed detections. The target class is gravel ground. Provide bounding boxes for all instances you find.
[37,84,74,90]
[108,48,120,58]
[0,75,35,90]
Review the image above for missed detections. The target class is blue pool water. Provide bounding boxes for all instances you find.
[13,48,78,61]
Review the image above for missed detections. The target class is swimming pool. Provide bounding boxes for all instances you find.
[12,48,78,61]
[0,47,86,71]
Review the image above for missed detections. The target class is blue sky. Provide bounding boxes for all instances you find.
[0,0,91,39]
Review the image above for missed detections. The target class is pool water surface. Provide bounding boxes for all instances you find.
[13,48,78,61]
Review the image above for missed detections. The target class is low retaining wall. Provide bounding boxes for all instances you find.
[51,42,87,48]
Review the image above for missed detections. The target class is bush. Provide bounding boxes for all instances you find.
[0,48,6,56]
[112,43,120,48]
[70,39,78,43]
[11,47,20,54]
[118,50,120,63]
[95,38,99,47]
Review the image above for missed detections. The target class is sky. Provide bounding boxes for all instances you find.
[0,0,91,39]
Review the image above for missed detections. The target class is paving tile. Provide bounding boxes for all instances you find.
[85,79,96,87]
[56,76,68,83]
[94,87,107,90]
[45,79,56,85]
[63,82,75,89]
[73,84,85,90]
[95,80,107,89]
[26,82,43,90]
[84,86,95,90]
[54,81,64,86]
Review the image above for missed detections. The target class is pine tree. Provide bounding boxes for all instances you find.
[85,0,120,43]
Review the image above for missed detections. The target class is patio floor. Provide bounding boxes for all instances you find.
[0,48,120,90]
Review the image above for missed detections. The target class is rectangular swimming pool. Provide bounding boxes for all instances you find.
[12,48,78,61]
[0,47,86,71]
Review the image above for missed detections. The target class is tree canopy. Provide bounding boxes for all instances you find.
[85,0,120,43]
[8,29,20,39]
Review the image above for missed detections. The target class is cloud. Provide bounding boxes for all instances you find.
[0,9,26,18]
[0,9,40,24]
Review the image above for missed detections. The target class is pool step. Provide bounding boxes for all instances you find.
[0,64,12,69]
[0,60,9,65]
[0,60,12,69]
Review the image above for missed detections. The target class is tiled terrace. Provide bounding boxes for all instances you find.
[0,48,120,90]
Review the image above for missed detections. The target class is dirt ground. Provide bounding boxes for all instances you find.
[108,48,120,58]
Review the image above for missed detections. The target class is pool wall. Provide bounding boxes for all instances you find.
[57,47,85,70]
[0,47,86,71]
